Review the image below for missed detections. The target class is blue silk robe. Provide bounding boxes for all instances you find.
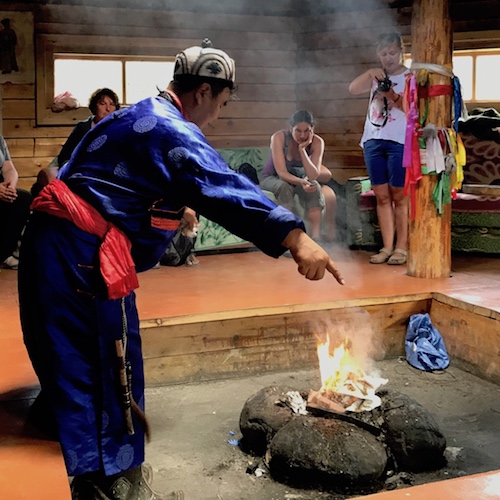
[18,96,305,477]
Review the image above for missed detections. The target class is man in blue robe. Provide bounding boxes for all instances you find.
[19,39,344,500]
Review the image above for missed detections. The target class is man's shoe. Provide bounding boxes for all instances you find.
[71,464,184,500]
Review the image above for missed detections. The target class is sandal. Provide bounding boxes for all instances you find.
[185,253,199,267]
[387,248,407,265]
[2,255,19,270]
[369,247,393,264]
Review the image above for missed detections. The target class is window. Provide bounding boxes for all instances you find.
[474,53,500,101]
[36,34,178,125]
[404,48,500,103]
[54,55,176,107]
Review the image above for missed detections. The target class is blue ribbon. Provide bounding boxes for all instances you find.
[452,76,463,133]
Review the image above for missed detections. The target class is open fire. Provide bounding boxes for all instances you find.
[308,335,388,413]
[239,331,447,494]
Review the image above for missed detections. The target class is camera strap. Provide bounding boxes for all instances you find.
[368,90,388,128]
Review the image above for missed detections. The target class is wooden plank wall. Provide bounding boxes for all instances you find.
[296,2,412,183]
[1,0,499,190]
[1,0,300,191]
[141,297,431,385]
[430,294,500,385]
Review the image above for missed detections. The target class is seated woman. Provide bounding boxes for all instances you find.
[0,134,32,269]
[31,88,120,197]
[260,110,336,241]
[57,87,120,167]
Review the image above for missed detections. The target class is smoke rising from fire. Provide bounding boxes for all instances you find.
[310,307,386,376]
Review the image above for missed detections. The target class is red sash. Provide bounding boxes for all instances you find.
[32,179,139,300]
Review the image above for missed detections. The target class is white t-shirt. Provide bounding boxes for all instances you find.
[360,69,409,147]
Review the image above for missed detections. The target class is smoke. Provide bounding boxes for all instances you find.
[291,0,411,227]
[310,306,387,375]
[44,0,412,186]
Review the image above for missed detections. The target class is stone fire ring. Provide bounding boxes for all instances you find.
[239,385,446,493]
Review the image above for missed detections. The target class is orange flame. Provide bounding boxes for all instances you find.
[314,334,388,412]
[317,336,365,393]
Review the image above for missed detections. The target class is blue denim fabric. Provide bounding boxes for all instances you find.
[405,313,450,371]
[363,139,405,188]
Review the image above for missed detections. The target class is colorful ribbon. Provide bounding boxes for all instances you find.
[402,62,467,219]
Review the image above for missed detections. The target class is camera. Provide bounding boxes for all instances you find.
[377,75,392,93]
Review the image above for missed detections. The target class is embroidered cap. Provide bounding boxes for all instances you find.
[174,38,235,88]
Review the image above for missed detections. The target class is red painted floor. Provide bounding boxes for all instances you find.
[1,247,499,499]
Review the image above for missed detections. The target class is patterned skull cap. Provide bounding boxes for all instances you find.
[174,38,235,87]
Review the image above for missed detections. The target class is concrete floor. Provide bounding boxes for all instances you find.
[143,359,500,500]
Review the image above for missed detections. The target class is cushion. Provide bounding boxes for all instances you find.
[460,133,500,185]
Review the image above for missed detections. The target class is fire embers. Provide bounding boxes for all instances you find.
[239,385,447,494]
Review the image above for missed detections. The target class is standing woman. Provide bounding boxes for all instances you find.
[349,32,409,265]
[0,135,32,269]
[260,110,336,242]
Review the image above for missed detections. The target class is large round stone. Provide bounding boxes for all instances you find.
[267,416,388,490]
[379,389,446,471]
[239,385,299,455]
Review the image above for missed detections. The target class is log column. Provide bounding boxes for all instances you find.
[407,0,453,278]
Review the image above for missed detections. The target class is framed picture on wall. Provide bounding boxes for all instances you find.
[0,11,34,84]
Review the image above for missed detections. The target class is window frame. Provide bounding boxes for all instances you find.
[36,34,179,126]
[454,48,500,103]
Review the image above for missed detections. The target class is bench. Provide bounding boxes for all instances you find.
[345,133,500,253]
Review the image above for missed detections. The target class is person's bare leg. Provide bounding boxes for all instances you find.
[387,186,408,264]
[321,185,337,242]
[370,183,395,263]
[307,207,323,240]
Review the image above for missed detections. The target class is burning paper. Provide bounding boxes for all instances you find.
[276,391,308,415]
[311,336,388,412]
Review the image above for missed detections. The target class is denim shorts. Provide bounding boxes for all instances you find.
[363,139,405,187]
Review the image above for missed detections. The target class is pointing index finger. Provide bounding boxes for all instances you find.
[326,259,345,285]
